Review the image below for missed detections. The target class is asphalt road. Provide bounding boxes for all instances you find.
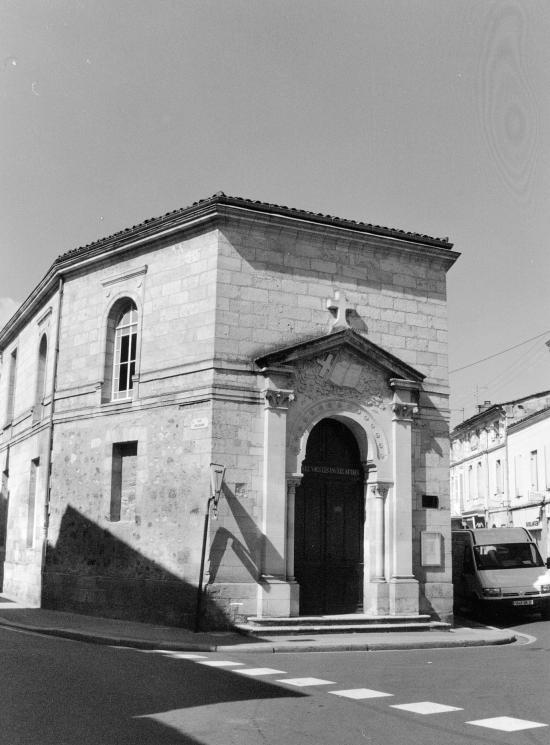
[1,616,549,745]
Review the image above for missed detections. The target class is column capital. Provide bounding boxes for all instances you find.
[390,378,420,421]
[391,402,418,421]
[367,481,392,500]
[286,475,303,490]
[264,388,295,410]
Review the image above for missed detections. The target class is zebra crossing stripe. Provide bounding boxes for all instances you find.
[139,651,548,730]
[466,717,547,732]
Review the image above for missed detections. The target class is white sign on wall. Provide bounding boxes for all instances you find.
[421,531,442,567]
[190,417,209,429]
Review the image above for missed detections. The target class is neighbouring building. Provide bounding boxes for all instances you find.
[450,391,550,558]
[0,192,459,628]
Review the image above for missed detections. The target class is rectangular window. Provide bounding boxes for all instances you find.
[477,462,484,499]
[495,459,503,493]
[514,454,522,497]
[529,450,538,491]
[5,348,17,425]
[110,442,138,521]
[27,458,39,547]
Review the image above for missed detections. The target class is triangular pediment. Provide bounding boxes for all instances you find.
[255,329,425,383]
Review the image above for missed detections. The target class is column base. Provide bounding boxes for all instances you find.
[363,580,390,616]
[389,576,419,615]
[257,576,299,618]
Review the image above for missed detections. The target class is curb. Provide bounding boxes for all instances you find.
[217,633,518,654]
[0,617,217,652]
[0,615,517,653]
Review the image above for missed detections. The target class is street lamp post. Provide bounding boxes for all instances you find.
[194,463,225,632]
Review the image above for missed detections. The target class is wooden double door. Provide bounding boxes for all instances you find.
[294,418,364,615]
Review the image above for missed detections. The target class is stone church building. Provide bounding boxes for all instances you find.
[0,193,459,628]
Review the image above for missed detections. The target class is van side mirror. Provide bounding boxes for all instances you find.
[546,558,550,569]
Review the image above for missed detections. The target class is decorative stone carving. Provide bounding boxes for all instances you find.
[391,402,418,420]
[287,396,389,463]
[369,482,390,499]
[264,389,295,410]
[294,350,387,409]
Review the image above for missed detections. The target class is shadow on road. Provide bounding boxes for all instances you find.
[2,627,305,745]
[454,610,546,630]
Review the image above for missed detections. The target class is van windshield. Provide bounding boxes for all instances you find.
[473,543,544,570]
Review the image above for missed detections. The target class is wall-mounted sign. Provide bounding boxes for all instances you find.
[190,417,209,429]
[421,531,442,567]
[302,465,362,479]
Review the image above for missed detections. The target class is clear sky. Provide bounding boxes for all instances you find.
[1,0,549,426]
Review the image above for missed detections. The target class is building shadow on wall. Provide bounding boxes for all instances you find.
[208,483,283,594]
[41,504,232,630]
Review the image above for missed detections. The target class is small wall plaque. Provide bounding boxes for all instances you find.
[421,531,442,567]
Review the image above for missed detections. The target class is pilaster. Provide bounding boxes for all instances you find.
[257,386,298,617]
[388,379,420,614]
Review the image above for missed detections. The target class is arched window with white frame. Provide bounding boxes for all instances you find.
[103,298,138,402]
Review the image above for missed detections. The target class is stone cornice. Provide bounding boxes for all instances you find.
[255,328,425,383]
[507,404,550,433]
[0,193,458,349]
[450,440,506,468]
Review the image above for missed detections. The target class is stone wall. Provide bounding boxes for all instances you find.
[214,217,453,619]
[1,207,455,625]
[43,403,217,626]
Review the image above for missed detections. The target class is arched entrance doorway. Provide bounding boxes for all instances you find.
[294,418,364,615]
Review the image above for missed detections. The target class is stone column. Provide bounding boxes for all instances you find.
[257,387,299,617]
[370,482,389,581]
[363,472,391,616]
[285,476,302,582]
[388,379,420,615]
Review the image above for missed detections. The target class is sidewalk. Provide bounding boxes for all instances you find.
[0,595,517,653]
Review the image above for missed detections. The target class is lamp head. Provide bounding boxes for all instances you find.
[209,463,226,517]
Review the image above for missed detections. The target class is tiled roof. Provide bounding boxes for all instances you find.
[55,191,453,264]
[451,388,550,434]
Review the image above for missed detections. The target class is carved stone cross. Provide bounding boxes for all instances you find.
[326,290,352,331]
[316,354,334,378]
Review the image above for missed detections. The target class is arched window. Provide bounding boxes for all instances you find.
[103,299,138,402]
[33,334,48,423]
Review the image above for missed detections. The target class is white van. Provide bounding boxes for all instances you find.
[452,527,550,618]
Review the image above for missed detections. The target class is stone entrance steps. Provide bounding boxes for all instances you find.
[236,614,451,636]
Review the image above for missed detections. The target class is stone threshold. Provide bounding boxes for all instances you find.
[237,614,451,636]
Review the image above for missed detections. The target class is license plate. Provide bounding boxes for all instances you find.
[513,599,534,606]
